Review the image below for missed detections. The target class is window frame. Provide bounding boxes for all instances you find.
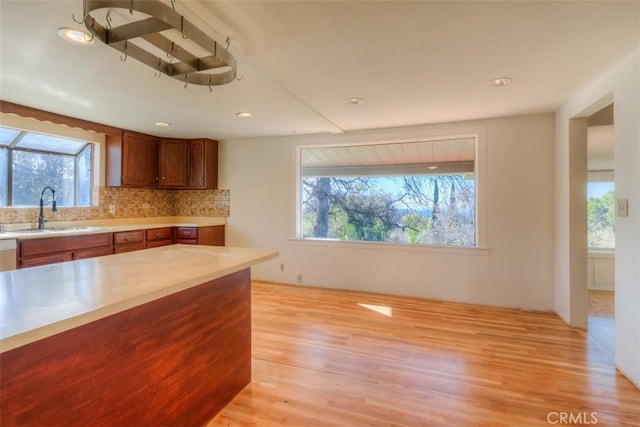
[294,126,488,252]
[0,126,95,208]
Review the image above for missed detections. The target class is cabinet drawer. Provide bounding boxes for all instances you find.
[114,230,144,245]
[146,228,173,242]
[176,227,197,240]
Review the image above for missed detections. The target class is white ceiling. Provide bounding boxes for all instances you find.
[0,1,638,141]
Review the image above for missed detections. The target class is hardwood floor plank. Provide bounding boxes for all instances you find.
[208,282,640,426]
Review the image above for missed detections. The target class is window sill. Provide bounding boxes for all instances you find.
[588,249,615,259]
[288,238,491,256]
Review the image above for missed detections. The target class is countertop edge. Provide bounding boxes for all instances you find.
[0,217,227,240]
[0,247,278,353]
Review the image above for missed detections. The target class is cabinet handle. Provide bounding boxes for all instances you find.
[162,177,165,180]
[155,177,159,181]
[183,231,191,236]
[200,177,204,181]
[126,236,134,242]
[156,232,164,238]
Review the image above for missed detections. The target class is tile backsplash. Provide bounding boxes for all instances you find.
[0,187,230,224]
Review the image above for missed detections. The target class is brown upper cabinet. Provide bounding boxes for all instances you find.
[106,131,159,187]
[106,132,218,189]
[189,138,218,189]
[159,138,189,188]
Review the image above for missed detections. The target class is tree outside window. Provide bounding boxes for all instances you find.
[300,137,477,247]
[587,182,615,249]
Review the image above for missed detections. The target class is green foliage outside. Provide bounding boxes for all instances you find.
[302,175,475,246]
[588,190,615,248]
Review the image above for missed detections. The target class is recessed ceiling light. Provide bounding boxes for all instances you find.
[345,97,365,105]
[154,121,171,127]
[56,27,94,46]
[236,112,253,118]
[428,165,439,170]
[487,77,513,88]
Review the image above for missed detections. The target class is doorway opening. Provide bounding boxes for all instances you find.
[586,103,615,361]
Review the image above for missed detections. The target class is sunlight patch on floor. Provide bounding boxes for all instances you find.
[358,303,392,317]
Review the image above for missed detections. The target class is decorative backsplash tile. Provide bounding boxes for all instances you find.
[0,187,230,224]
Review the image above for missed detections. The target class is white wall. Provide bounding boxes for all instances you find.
[220,114,556,311]
[588,252,615,290]
[555,49,640,387]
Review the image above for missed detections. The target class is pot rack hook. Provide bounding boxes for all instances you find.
[105,10,113,30]
[180,15,189,39]
[208,76,213,93]
[167,42,181,61]
[184,74,188,89]
[72,12,88,24]
[225,36,230,50]
[72,1,88,24]
[121,40,128,62]
[154,58,162,78]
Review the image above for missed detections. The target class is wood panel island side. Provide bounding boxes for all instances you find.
[0,244,278,426]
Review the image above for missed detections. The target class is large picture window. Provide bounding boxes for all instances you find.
[0,126,94,207]
[299,137,477,247]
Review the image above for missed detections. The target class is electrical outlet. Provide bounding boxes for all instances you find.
[280,263,285,272]
[617,199,629,218]
[297,274,303,283]
[109,204,115,214]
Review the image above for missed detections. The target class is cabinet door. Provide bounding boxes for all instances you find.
[189,139,218,189]
[122,132,159,187]
[20,252,72,268]
[159,139,189,188]
[195,226,225,246]
[19,234,112,268]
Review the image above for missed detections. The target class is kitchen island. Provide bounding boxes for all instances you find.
[0,244,278,426]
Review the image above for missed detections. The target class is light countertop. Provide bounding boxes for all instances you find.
[0,244,278,353]
[0,216,226,240]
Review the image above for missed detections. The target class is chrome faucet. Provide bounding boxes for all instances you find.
[38,186,57,229]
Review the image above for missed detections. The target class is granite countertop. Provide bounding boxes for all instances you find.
[0,216,226,240]
[0,244,278,352]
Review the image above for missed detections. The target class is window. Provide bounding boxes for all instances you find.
[587,181,615,249]
[299,137,477,246]
[0,126,94,207]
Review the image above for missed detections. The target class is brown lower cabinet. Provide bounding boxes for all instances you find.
[19,233,112,268]
[113,230,145,254]
[175,226,225,246]
[145,227,173,248]
[18,226,225,268]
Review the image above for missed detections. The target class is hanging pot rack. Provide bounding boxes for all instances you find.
[79,0,237,88]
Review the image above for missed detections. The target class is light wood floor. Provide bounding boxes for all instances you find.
[208,283,640,426]
[589,290,614,318]
[588,290,616,368]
